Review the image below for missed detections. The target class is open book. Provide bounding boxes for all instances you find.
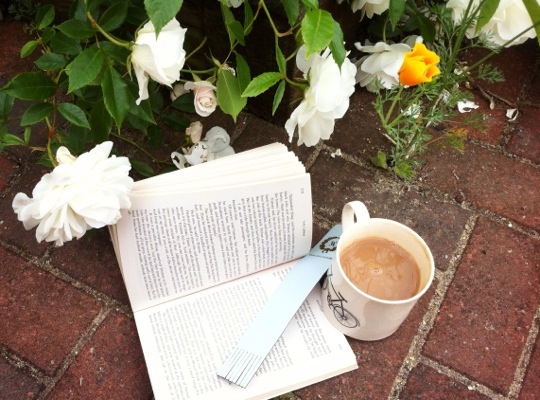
[109,143,357,400]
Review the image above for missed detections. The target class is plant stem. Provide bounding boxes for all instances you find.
[383,86,404,126]
[259,0,292,38]
[109,132,157,163]
[86,12,131,49]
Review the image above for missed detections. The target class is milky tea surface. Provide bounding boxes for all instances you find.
[340,237,420,301]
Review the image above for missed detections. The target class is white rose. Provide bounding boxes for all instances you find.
[354,41,411,92]
[226,0,244,7]
[184,81,218,117]
[286,46,357,146]
[446,0,536,47]
[132,18,187,105]
[12,142,133,246]
[350,0,390,18]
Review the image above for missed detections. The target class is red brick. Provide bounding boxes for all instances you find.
[463,42,538,106]
[297,279,436,400]
[0,21,37,85]
[310,152,471,271]
[0,247,101,375]
[0,164,50,255]
[48,311,153,400]
[0,155,18,191]
[0,357,44,399]
[507,105,540,163]
[422,142,540,231]
[49,228,130,305]
[523,64,540,105]
[519,336,540,400]
[422,218,540,394]
[401,364,490,400]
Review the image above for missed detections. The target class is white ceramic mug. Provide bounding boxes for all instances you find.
[321,201,435,341]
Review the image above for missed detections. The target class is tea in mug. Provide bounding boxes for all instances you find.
[340,237,420,301]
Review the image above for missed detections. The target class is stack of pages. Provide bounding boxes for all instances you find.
[109,143,357,400]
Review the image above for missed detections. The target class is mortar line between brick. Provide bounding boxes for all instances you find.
[467,137,540,170]
[507,302,540,399]
[418,355,506,399]
[388,214,479,399]
[37,306,113,400]
[0,344,53,387]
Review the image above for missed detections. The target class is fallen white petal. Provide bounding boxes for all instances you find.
[457,100,479,113]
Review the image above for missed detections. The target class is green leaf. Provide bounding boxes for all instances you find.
[57,103,91,129]
[50,32,82,55]
[329,22,345,67]
[20,40,39,58]
[228,20,245,46]
[301,0,318,10]
[63,125,91,154]
[235,53,251,92]
[35,4,55,29]
[272,80,286,115]
[35,53,66,71]
[100,41,130,64]
[393,161,413,180]
[147,125,163,148]
[476,0,500,33]
[522,0,540,45]
[280,0,300,26]
[389,0,406,28]
[1,134,27,147]
[276,45,287,74]
[301,9,334,58]
[161,112,189,130]
[99,2,128,31]
[243,0,254,35]
[1,72,56,100]
[101,67,130,127]
[416,14,436,43]
[67,46,105,92]
[0,92,14,121]
[221,4,239,47]
[242,72,282,97]
[90,97,113,142]
[21,103,54,126]
[57,19,95,40]
[216,69,247,122]
[144,0,183,35]
[131,160,155,177]
[370,150,388,169]
[171,92,196,112]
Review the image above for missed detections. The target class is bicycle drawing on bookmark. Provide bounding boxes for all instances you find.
[322,270,360,329]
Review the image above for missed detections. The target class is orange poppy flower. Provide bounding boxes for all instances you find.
[398,43,441,86]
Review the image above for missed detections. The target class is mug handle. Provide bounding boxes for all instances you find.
[342,201,370,232]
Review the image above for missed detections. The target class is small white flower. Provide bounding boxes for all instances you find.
[12,142,133,246]
[131,18,187,105]
[350,0,390,18]
[354,41,411,92]
[184,81,218,117]
[286,46,357,147]
[170,82,187,101]
[171,126,234,168]
[457,100,479,113]
[185,121,203,143]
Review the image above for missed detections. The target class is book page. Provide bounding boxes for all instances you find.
[114,174,312,312]
[134,262,357,400]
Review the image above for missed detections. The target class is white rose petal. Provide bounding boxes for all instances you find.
[506,108,519,121]
[12,142,133,246]
[457,100,479,113]
[132,18,187,105]
[184,81,218,117]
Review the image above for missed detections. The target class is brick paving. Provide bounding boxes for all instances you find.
[1,19,539,400]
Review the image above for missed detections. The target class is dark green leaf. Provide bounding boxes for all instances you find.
[57,102,91,129]
[0,92,14,121]
[101,67,130,127]
[228,20,245,46]
[522,0,540,45]
[67,46,105,92]
[416,14,436,43]
[144,0,183,35]
[1,134,27,147]
[221,4,238,47]
[272,80,286,115]
[35,4,55,29]
[147,125,163,148]
[161,112,189,130]
[21,102,54,126]
[389,0,406,28]
[476,0,500,33]
[301,9,334,58]
[57,19,95,40]
[90,97,112,142]
[64,125,91,154]
[1,72,56,100]
[171,92,196,112]
[280,0,300,26]
[329,21,345,67]
[100,41,130,65]
[20,40,39,58]
[216,69,247,122]
[99,2,128,31]
[35,53,66,71]
[242,72,282,97]
[41,27,56,43]
[131,160,155,177]
[50,32,82,55]
[243,0,254,35]
[235,53,251,92]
